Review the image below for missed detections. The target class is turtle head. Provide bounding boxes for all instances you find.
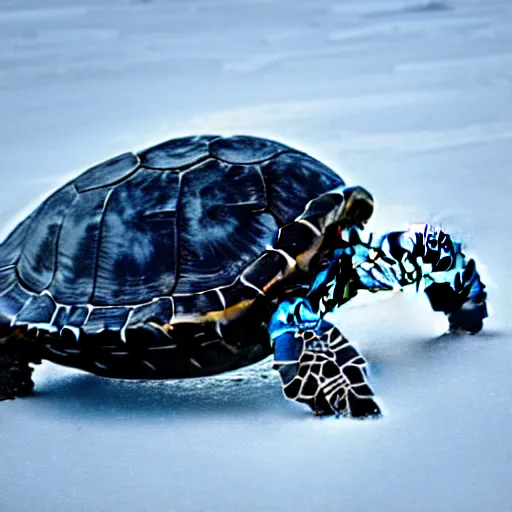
[340,186,374,229]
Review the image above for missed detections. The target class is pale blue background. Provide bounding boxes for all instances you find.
[1,0,511,510]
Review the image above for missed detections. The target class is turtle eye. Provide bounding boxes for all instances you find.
[426,236,437,249]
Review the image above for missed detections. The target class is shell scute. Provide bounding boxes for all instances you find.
[18,185,78,294]
[15,294,56,324]
[241,251,289,292]
[176,158,277,293]
[74,152,140,192]
[0,284,31,318]
[48,187,111,303]
[0,268,16,293]
[210,135,289,164]
[55,306,89,329]
[261,152,343,225]
[222,278,261,310]
[129,298,174,327]
[91,169,180,305]
[0,214,34,269]
[138,135,217,170]
[173,291,224,320]
[83,307,130,334]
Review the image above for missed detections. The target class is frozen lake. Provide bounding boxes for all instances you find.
[1,0,511,510]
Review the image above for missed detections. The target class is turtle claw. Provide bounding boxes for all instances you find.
[448,301,487,335]
[346,392,382,419]
[321,361,382,419]
[324,387,382,419]
[311,394,382,419]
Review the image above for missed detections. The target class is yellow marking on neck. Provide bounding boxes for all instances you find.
[296,235,324,272]
[203,298,257,324]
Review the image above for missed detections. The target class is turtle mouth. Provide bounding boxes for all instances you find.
[341,186,374,228]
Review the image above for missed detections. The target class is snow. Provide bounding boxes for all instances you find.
[1,0,512,510]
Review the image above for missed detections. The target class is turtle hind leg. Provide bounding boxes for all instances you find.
[0,329,38,401]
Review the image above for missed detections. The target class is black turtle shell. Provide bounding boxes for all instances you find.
[0,135,343,337]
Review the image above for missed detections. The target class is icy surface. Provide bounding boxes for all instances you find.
[1,0,512,510]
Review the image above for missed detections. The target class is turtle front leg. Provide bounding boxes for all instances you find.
[0,328,39,401]
[270,300,381,417]
[276,326,381,417]
[359,223,488,334]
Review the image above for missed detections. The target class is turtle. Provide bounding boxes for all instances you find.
[0,135,488,417]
